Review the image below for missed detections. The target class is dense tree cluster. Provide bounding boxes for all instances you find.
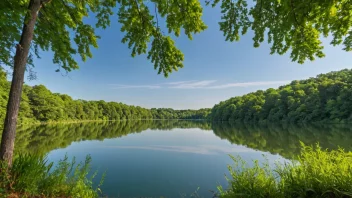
[151,108,210,120]
[0,69,209,126]
[210,69,352,123]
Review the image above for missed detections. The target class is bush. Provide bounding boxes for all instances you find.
[0,154,104,198]
[218,143,352,198]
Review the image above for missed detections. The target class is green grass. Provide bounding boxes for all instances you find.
[0,154,104,198]
[218,143,352,198]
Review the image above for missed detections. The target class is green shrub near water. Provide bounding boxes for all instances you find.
[218,143,352,198]
[0,154,104,198]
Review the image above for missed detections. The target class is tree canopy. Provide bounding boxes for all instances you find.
[1,0,207,77]
[210,69,352,123]
[2,0,352,75]
[208,0,352,63]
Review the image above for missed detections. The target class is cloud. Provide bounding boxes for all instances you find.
[110,84,161,89]
[109,80,289,90]
[169,80,217,89]
[207,81,290,89]
[165,80,197,85]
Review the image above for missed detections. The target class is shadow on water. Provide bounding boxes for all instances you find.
[15,120,352,159]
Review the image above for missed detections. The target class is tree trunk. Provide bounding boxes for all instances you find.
[0,0,41,166]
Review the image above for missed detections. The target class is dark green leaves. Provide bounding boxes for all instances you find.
[217,0,251,42]
[1,0,207,77]
[3,0,351,75]
[118,0,206,77]
[148,32,184,77]
[209,0,352,64]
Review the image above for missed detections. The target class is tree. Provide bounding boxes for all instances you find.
[208,0,352,63]
[0,0,207,165]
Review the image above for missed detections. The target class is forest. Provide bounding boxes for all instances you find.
[210,69,352,123]
[0,69,210,126]
[3,69,352,125]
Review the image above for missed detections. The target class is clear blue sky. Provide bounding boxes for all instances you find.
[25,5,352,110]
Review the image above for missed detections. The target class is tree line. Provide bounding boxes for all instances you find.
[3,68,352,126]
[209,69,352,123]
[0,69,210,126]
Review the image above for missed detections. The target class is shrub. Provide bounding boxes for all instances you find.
[0,154,104,198]
[218,143,352,198]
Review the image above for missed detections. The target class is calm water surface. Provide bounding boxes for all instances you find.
[15,120,352,197]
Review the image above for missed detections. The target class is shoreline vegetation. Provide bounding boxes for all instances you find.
[0,154,104,198]
[218,143,352,198]
[1,143,351,198]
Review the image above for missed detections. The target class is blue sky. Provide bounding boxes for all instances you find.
[25,4,352,109]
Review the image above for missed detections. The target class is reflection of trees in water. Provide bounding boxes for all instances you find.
[14,120,352,159]
[14,120,211,155]
[211,122,352,159]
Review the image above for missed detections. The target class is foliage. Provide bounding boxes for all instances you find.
[218,143,352,198]
[0,154,103,198]
[0,69,210,126]
[151,108,211,120]
[0,0,207,77]
[2,0,351,72]
[210,69,352,123]
[207,0,352,64]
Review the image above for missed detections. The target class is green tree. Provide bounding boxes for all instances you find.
[0,0,206,165]
[208,0,352,63]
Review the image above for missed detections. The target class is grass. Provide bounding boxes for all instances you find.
[1,143,351,198]
[218,143,352,198]
[0,154,104,198]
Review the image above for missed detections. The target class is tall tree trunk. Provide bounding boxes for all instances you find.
[0,0,41,166]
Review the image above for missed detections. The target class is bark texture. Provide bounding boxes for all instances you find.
[0,0,41,166]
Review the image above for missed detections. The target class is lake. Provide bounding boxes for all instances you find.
[14,120,352,197]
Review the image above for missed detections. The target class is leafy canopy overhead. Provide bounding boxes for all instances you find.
[0,0,207,77]
[208,0,352,63]
[1,0,352,77]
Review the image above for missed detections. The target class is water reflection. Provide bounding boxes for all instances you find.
[212,121,352,158]
[105,145,257,155]
[15,120,352,159]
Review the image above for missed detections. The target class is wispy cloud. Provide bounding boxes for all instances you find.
[110,84,161,89]
[109,80,289,90]
[207,81,290,89]
[169,80,217,89]
[165,80,197,85]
